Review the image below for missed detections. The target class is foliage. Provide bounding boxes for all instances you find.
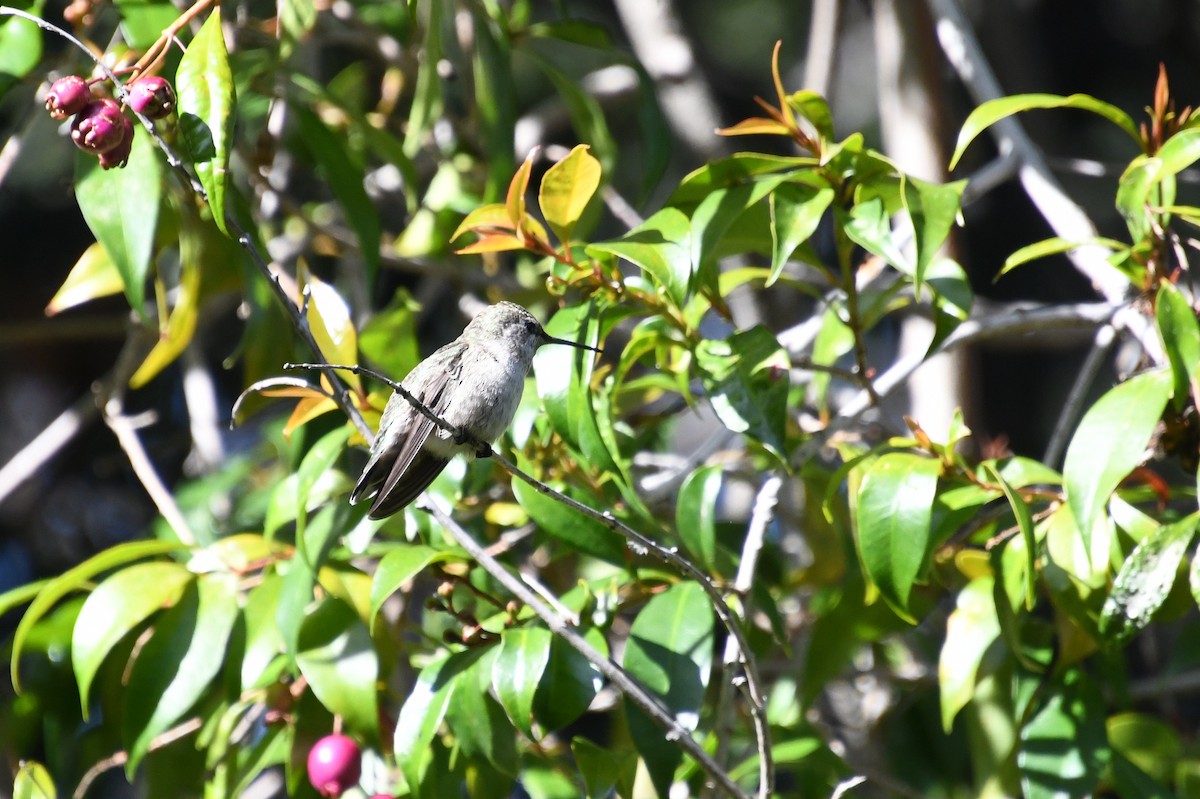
[1,3,1199,799]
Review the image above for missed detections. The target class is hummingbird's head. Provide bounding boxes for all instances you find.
[466,302,601,364]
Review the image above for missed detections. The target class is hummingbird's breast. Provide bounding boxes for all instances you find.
[439,340,533,445]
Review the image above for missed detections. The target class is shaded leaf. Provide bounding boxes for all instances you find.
[533,630,605,731]
[394,650,481,792]
[0,3,42,81]
[493,627,552,739]
[983,463,1037,609]
[130,220,203,388]
[768,180,834,285]
[695,325,790,464]
[369,544,446,630]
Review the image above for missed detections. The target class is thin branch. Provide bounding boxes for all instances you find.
[424,501,752,799]
[1042,322,1117,468]
[711,473,781,798]
[72,716,204,799]
[0,391,98,507]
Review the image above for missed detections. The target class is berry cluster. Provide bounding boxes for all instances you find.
[43,74,175,169]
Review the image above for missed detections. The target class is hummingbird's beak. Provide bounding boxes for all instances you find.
[545,334,603,355]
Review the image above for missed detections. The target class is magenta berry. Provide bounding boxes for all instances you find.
[45,75,92,120]
[127,76,175,119]
[306,734,362,797]
[98,114,135,169]
[71,98,127,154]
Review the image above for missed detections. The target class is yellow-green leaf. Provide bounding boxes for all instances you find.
[538,144,601,246]
[46,242,125,315]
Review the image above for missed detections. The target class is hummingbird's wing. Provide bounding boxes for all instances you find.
[351,345,463,519]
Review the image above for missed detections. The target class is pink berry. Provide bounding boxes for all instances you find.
[45,75,92,120]
[70,98,127,154]
[127,76,175,119]
[98,114,135,169]
[306,734,362,797]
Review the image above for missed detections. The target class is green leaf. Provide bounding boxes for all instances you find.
[1108,713,1182,786]
[938,576,1000,732]
[1018,669,1111,799]
[573,737,637,799]
[512,476,626,564]
[1000,236,1129,278]
[74,131,163,314]
[130,220,204,388]
[1155,282,1200,410]
[240,575,286,690]
[123,573,239,774]
[1063,369,1172,557]
[903,177,967,292]
[445,648,518,775]
[12,761,55,799]
[10,539,186,693]
[296,596,379,738]
[951,93,1141,170]
[622,582,713,799]
[668,153,817,208]
[587,208,692,309]
[539,144,602,246]
[292,105,382,282]
[359,288,421,380]
[855,452,941,617]
[527,52,617,177]
[492,627,552,739]
[369,544,445,630]
[72,561,194,715]
[279,0,315,56]
[695,325,790,464]
[676,465,723,573]
[982,463,1037,609]
[176,9,235,236]
[394,650,481,792]
[844,197,911,274]
[1100,513,1198,644]
[532,630,605,731]
[768,180,834,285]
[0,1,43,82]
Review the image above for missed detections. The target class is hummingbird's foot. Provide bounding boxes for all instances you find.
[474,442,494,459]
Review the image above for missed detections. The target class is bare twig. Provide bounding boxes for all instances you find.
[1042,322,1117,468]
[424,501,752,799]
[0,391,98,507]
[72,716,204,799]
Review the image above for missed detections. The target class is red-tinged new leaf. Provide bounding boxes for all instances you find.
[716,117,793,137]
[506,150,536,228]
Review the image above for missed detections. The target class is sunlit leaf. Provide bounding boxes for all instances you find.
[1018,669,1110,799]
[1100,513,1198,643]
[176,9,235,235]
[45,242,125,315]
[676,465,723,573]
[296,595,379,737]
[12,761,55,799]
[1063,369,1171,557]
[305,275,361,393]
[855,452,941,617]
[74,130,163,314]
[768,180,834,285]
[623,582,713,799]
[1155,282,1200,410]
[587,208,692,309]
[939,576,1000,732]
[951,93,1141,170]
[538,144,601,246]
[73,561,193,715]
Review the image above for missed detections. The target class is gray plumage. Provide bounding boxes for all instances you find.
[349,301,597,519]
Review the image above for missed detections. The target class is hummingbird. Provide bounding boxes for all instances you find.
[350,301,601,519]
